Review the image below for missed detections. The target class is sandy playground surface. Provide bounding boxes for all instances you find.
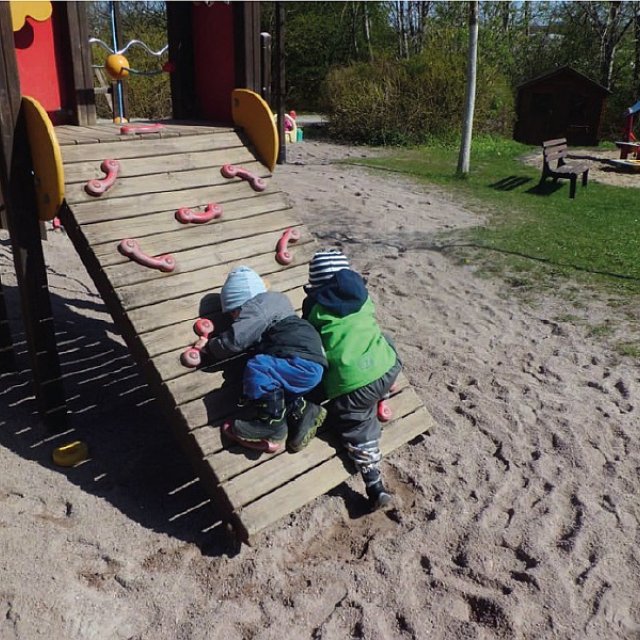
[1,141,639,639]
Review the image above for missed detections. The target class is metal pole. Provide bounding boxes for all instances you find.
[110,1,126,122]
[275,2,286,164]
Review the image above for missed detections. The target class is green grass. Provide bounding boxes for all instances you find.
[345,137,640,297]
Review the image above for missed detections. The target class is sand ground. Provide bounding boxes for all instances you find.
[0,140,639,639]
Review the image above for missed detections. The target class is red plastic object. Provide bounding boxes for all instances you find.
[377,400,393,422]
[175,203,223,224]
[194,317,214,337]
[118,238,176,272]
[120,123,165,135]
[85,159,120,196]
[220,163,266,192]
[181,348,202,368]
[275,228,301,265]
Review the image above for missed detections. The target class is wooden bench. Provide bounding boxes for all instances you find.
[540,138,589,199]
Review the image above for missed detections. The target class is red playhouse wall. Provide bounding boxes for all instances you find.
[192,3,235,123]
[13,7,72,125]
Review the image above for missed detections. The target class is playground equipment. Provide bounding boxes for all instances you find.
[0,1,435,544]
[614,99,640,160]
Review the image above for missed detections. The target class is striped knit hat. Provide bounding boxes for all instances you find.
[307,249,350,289]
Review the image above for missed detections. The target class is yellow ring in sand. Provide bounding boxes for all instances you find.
[52,440,89,467]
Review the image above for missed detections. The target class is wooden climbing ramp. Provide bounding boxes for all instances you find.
[55,121,436,543]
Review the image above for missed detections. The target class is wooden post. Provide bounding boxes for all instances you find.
[166,1,196,119]
[64,1,97,126]
[274,2,286,164]
[234,2,261,93]
[0,4,68,429]
[0,273,16,372]
[260,32,272,104]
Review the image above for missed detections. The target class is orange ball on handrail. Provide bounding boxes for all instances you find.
[105,53,130,80]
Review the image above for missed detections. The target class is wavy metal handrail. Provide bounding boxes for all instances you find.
[89,37,168,57]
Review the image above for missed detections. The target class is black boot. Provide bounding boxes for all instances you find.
[223,389,288,453]
[362,466,393,511]
[286,397,327,453]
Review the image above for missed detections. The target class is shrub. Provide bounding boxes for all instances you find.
[325,44,514,145]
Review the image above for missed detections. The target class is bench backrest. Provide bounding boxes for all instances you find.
[542,138,568,167]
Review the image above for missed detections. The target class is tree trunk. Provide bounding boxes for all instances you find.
[457,0,478,177]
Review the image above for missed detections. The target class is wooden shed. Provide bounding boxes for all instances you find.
[514,66,611,146]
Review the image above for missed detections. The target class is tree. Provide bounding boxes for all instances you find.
[457,0,478,176]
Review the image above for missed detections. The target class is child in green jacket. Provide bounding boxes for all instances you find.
[302,249,401,510]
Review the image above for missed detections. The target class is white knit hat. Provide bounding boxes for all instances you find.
[220,266,266,312]
[307,249,350,289]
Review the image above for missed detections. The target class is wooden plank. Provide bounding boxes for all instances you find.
[105,222,306,288]
[140,285,305,359]
[191,377,413,481]
[63,146,254,184]
[128,266,307,335]
[190,375,411,462]
[239,406,433,538]
[64,160,268,204]
[69,180,280,226]
[60,130,240,163]
[222,388,422,509]
[90,194,292,262]
[118,243,314,313]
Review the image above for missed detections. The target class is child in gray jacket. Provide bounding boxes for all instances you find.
[205,266,327,454]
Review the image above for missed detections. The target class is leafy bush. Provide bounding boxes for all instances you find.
[325,47,514,145]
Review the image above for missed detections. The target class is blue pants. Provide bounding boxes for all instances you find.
[243,354,324,402]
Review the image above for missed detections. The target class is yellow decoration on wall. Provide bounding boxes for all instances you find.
[231,89,278,172]
[22,96,65,221]
[10,1,52,31]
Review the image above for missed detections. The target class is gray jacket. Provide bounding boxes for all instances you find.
[206,291,327,366]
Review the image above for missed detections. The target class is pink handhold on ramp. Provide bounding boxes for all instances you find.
[194,317,215,338]
[181,348,202,368]
[377,400,392,422]
[175,203,223,224]
[85,159,120,196]
[120,123,165,135]
[118,238,175,272]
[275,227,301,265]
[220,163,266,192]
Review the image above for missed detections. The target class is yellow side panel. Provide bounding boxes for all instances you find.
[231,89,278,172]
[22,96,65,221]
[10,1,52,31]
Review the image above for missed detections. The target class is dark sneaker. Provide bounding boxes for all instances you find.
[222,411,287,454]
[286,399,327,453]
[366,479,393,511]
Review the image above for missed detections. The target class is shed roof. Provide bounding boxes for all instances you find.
[517,65,611,95]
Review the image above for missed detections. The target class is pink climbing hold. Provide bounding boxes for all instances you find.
[275,228,301,265]
[194,317,215,338]
[120,123,165,135]
[377,400,393,422]
[175,203,223,224]
[118,238,175,272]
[85,159,120,196]
[181,348,202,368]
[220,163,266,192]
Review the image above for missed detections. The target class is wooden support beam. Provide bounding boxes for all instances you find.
[0,273,16,372]
[0,4,68,429]
[274,2,286,164]
[65,1,97,126]
[166,1,196,120]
